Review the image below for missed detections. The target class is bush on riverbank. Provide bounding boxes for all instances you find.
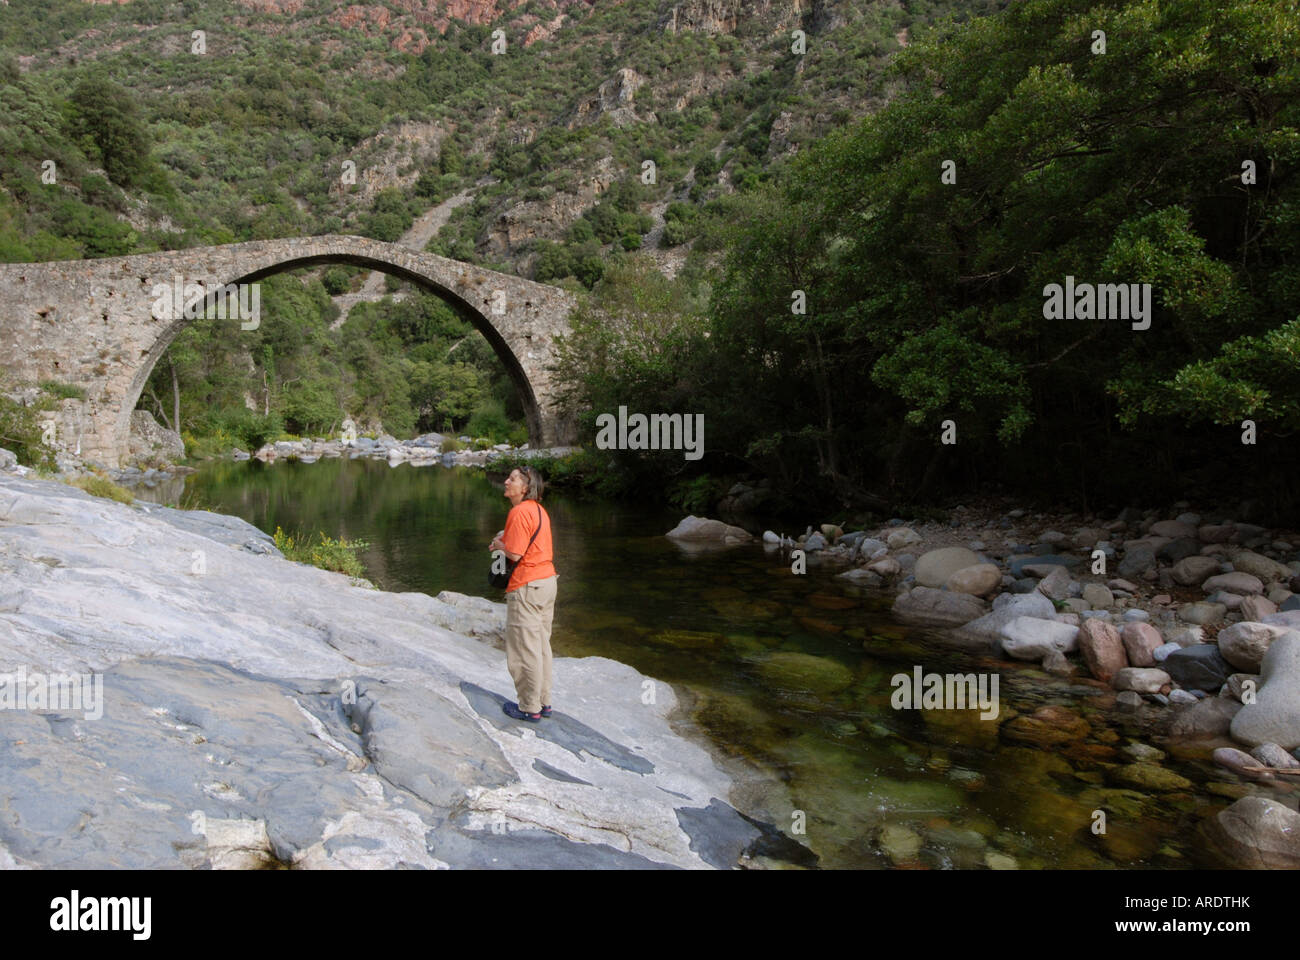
[273,527,369,578]
[69,474,134,504]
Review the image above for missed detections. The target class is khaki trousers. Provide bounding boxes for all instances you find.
[505,575,557,714]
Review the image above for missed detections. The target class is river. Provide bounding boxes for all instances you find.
[137,456,1238,869]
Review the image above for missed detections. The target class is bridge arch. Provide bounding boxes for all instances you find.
[0,236,579,468]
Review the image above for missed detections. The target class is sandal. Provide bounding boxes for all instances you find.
[540,705,552,718]
[502,701,541,722]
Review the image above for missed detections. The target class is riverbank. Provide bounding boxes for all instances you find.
[721,503,1300,866]
[0,463,804,869]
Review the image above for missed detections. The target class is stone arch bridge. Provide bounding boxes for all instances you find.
[0,236,579,468]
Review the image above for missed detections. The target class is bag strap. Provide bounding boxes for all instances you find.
[516,502,543,561]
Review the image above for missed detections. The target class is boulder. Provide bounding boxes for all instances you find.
[915,547,982,588]
[1237,595,1279,616]
[1170,555,1220,586]
[128,409,186,463]
[1161,644,1231,692]
[1217,621,1291,672]
[1230,632,1300,750]
[1077,619,1127,684]
[1250,743,1300,770]
[998,617,1079,660]
[945,563,1001,596]
[953,592,1055,647]
[886,527,922,550]
[1081,583,1114,609]
[1113,667,1171,694]
[1179,601,1225,625]
[892,586,988,628]
[1168,697,1242,739]
[1151,519,1197,539]
[1120,622,1164,668]
[1212,747,1273,780]
[1117,545,1156,580]
[1035,566,1073,601]
[1202,572,1264,596]
[1230,551,1292,585]
[665,516,753,544]
[1204,797,1300,869]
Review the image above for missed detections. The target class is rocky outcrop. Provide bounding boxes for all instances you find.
[128,409,185,464]
[0,474,800,869]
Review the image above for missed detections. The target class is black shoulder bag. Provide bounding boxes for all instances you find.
[489,502,544,589]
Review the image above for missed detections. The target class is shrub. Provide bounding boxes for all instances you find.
[273,527,369,578]
[71,474,134,505]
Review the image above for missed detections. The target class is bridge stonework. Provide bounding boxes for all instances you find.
[0,236,579,468]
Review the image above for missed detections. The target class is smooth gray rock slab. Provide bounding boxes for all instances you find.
[1230,632,1300,750]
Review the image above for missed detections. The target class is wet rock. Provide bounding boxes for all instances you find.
[953,592,1053,647]
[1217,621,1291,672]
[1113,667,1171,694]
[1212,747,1273,780]
[1116,690,1144,712]
[892,586,987,628]
[1122,743,1165,763]
[1175,698,1244,746]
[665,516,753,544]
[1113,763,1193,792]
[756,652,854,695]
[877,823,922,865]
[1230,632,1300,750]
[1250,743,1299,770]
[866,557,900,578]
[1041,649,1076,676]
[1121,622,1164,667]
[1078,619,1127,684]
[837,568,884,587]
[1204,797,1300,869]
[1161,644,1231,692]
[1002,704,1088,747]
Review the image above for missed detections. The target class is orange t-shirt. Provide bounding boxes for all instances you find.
[501,500,556,592]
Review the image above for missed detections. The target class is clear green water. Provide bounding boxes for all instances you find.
[157,457,1252,869]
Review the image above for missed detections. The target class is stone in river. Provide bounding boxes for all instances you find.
[1217,621,1290,672]
[892,586,987,628]
[1249,743,1299,770]
[1113,667,1171,694]
[998,617,1078,660]
[1120,622,1164,667]
[1204,797,1300,869]
[1212,747,1273,780]
[665,515,753,543]
[1161,644,1231,692]
[1077,619,1127,684]
[1230,632,1300,750]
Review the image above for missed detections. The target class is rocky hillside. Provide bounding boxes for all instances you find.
[0,0,1002,282]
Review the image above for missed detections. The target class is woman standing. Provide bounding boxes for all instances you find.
[489,466,557,722]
